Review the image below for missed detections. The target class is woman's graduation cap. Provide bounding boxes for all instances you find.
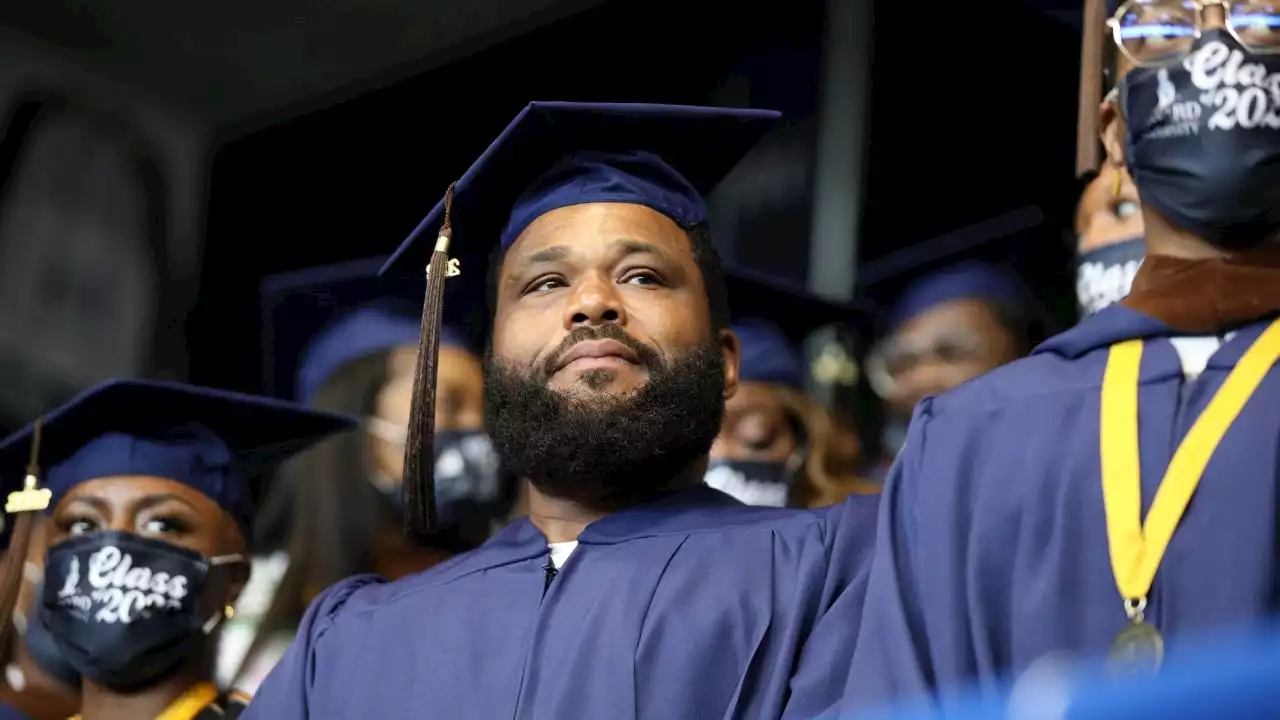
[380,101,780,537]
[260,256,487,405]
[725,264,873,390]
[0,379,356,537]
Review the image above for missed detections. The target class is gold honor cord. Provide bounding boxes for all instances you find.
[1099,318,1280,676]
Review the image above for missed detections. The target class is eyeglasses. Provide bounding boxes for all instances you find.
[1109,0,1280,68]
[864,333,991,400]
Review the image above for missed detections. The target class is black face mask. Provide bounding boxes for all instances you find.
[378,430,503,515]
[431,430,503,519]
[15,580,81,689]
[42,531,243,690]
[1076,237,1145,318]
[1122,30,1280,247]
[703,459,795,507]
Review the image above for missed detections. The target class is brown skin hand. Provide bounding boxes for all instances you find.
[48,477,250,720]
[491,202,740,543]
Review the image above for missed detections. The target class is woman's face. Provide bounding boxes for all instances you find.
[710,381,798,463]
[48,476,246,562]
[370,344,486,481]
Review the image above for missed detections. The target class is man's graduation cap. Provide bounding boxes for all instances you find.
[381,101,779,536]
[724,265,872,390]
[260,257,486,405]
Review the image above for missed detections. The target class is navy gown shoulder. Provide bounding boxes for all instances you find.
[840,308,1280,713]
[247,486,880,720]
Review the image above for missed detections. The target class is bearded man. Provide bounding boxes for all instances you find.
[244,102,879,720]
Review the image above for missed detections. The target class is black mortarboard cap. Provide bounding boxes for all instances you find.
[0,379,356,539]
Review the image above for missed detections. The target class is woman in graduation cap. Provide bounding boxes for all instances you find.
[223,257,507,694]
[0,379,353,720]
[707,268,877,508]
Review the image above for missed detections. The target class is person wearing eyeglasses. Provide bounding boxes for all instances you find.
[836,0,1280,713]
[864,260,1037,476]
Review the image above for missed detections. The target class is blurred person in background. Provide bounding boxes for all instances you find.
[246,102,879,720]
[222,259,507,693]
[0,380,352,720]
[840,1,1280,711]
[1075,165,1145,317]
[865,260,1039,475]
[0,517,78,720]
[709,268,877,507]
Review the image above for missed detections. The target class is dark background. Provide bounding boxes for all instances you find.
[192,0,1082,394]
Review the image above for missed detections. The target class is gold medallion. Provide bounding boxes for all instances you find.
[1107,621,1164,678]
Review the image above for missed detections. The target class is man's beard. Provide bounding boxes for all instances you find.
[484,326,726,505]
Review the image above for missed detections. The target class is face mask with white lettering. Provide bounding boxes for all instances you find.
[41,531,244,690]
[703,459,792,507]
[1122,30,1280,247]
[1076,237,1145,318]
[15,579,81,689]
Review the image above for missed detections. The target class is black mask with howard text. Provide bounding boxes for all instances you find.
[1122,30,1280,247]
[42,531,242,690]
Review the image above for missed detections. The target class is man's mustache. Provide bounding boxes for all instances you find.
[542,325,662,379]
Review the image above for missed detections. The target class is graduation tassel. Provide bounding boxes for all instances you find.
[0,419,48,658]
[403,184,462,539]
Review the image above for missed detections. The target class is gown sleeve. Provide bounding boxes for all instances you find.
[837,398,940,714]
[241,574,386,718]
[781,490,880,719]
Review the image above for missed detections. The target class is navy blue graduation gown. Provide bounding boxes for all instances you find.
[0,703,27,720]
[244,486,878,719]
[840,306,1280,713]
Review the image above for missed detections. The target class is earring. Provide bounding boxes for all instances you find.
[1112,170,1123,197]
[224,605,235,620]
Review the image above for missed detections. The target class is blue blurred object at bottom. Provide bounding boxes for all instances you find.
[827,619,1280,719]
